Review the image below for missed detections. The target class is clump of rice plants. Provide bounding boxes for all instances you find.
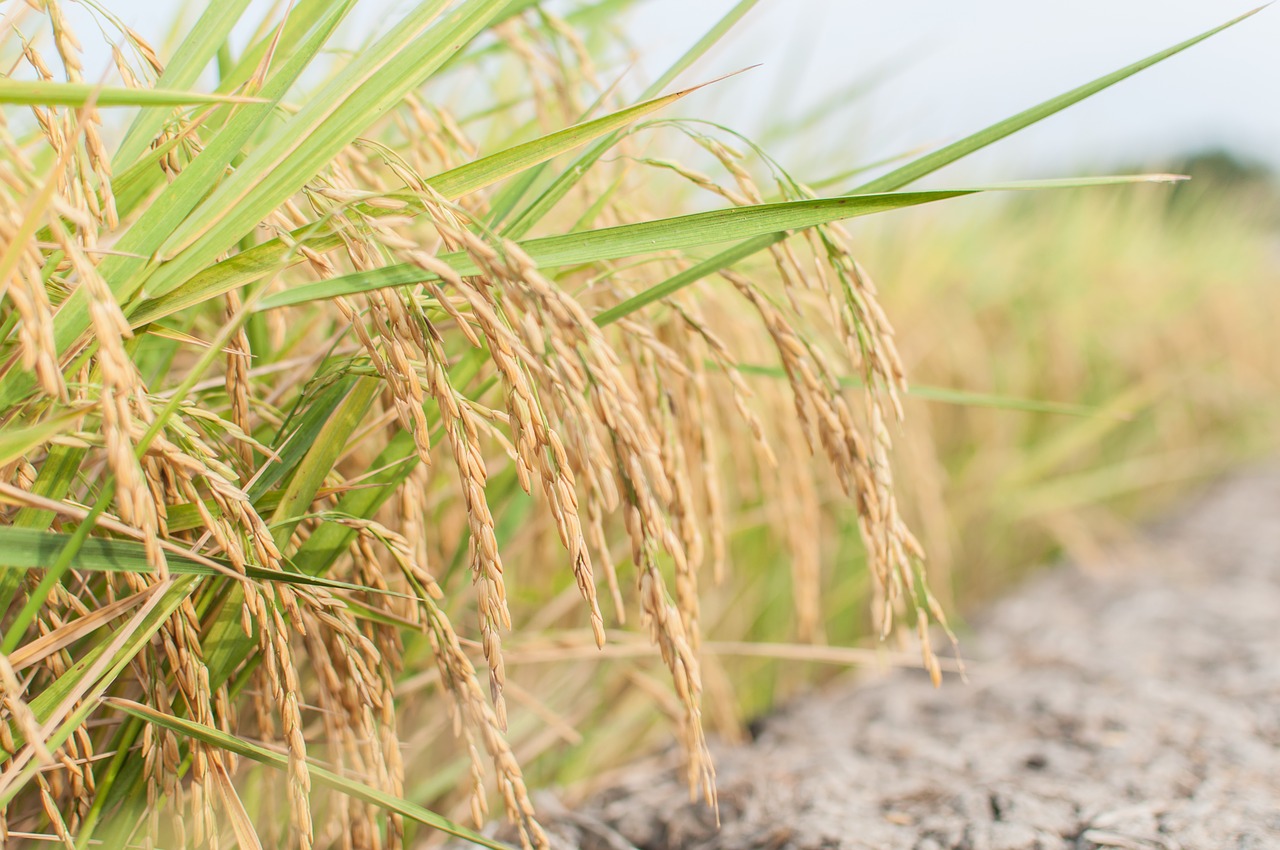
[0,2,1258,848]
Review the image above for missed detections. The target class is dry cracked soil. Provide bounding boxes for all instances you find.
[474,467,1280,850]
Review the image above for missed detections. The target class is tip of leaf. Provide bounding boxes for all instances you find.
[673,64,762,98]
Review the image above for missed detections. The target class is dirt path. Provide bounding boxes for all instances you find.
[520,468,1280,850]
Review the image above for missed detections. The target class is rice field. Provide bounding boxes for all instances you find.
[0,2,1274,848]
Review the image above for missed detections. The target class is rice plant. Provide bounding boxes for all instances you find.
[0,1,1260,847]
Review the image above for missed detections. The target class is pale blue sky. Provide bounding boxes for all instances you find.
[66,1,1277,182]
[632,1,1277,181]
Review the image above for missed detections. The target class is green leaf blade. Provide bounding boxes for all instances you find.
[105,698,516,850]
[257,189,970,310]
[0,79,264,108]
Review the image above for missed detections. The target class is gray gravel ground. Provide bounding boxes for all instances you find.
[494,468,1280,850]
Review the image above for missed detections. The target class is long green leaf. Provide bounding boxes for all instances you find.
[852,8,1263,194]
[892,385,1111,418]
[0,79,263,108]
[591,8,1264,326]
[104,698,515,850]
[730,363,1114,418]
[0,527,401,597]
[255,189,968,310]
[258,174,1171,312]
